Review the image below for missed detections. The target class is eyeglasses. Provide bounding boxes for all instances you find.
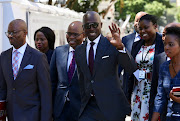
[83,22,99,29]
[5,30,24,37]
[66,32,83,38]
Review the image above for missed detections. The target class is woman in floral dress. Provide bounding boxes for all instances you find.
[129,14,164,121]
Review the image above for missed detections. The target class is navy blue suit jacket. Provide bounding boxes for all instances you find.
[0,44,52,121]
[50,44,81,121]
[75,35,137,120]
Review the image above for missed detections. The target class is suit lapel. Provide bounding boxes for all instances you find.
[15,45,32,80]
[78,41,92,79]
[6,48,14,81]
[93,35,108,77]
[131,39,144,59]
[61,45,69,86]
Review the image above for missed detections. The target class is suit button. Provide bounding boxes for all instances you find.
[91,80,94,83]
[12,88,16,90]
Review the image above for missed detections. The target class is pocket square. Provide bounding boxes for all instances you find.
[102,55,109,59]
[23,64,34,69]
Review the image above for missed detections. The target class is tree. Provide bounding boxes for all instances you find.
[115,0,171,22]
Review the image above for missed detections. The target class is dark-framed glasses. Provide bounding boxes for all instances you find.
[5,30,24,37]
[66,32,83,38]
[83,22,99,29]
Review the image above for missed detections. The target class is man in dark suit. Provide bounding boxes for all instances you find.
[75,11,137,121]
[121,11,147,97]
[0,19,52,121]
[50,21,84,121]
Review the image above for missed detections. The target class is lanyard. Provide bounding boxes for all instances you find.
[141,43,155,63]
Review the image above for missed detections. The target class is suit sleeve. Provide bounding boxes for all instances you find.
[117,48,137,75]
[153,65,167,114]
[0,54,7,100]
[37,54,52,121]
[50,50,58,101]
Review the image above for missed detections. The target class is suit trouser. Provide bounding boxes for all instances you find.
[54,101,77,121]
[79,96,125,121]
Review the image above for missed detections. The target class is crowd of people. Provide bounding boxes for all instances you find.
[0,10,180,121]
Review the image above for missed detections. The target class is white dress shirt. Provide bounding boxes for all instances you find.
[134,32,141,42]
[67,46,75,71]
[86,35,101,65]
[12,43,27,70]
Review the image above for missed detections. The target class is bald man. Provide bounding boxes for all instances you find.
[50,21,84,121]
[75,11,137,121]
[0,19,52,121]
[149,22,180,121]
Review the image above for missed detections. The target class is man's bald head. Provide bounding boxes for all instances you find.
[83,11,102,41]
[7,19,27,49]
[68,21,83,33]
[162,22,180,41]
[9,19,27,32]
[134,11,147,33]
[66,21,84,49]
[83,11,101,24]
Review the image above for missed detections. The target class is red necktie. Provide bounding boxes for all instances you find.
[68,51,75,83]
[89,42,95,75]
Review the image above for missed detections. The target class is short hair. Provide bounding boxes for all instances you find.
[34,27,55,50]
[165,27,180,43]
[139,14,157,25]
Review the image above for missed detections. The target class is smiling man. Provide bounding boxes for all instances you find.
[0,19,52,121]
[50,21,84,121]
[75,11,137,121]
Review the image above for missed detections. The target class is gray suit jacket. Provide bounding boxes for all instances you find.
[75,35,137,120]
[50,44,81,121]
[149,52,167,121]
[0,44,52,121]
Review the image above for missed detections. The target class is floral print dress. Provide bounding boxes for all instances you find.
[131,44,155,121]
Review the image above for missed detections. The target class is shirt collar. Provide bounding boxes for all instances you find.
[87,34,101,45]
[12,43,27,54]
[69,46,75,53]
[134,32,141,42]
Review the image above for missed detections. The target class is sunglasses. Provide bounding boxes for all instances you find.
[83,22,99,29]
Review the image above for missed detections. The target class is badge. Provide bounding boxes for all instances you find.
[139,70,145,79]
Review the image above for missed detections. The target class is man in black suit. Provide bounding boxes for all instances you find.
[75,11,137,121]
[50,21,84,121]
[121,11,147,97]
[0,19,52,121]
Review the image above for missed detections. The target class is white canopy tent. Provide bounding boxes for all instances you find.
[0,0,112,52]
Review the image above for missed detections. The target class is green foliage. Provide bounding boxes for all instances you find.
[176,7,180,22]
[66,0,102,13]
[115,0,171,22]
[144,1,166,17]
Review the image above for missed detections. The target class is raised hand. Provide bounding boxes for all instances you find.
[108,23,124,50]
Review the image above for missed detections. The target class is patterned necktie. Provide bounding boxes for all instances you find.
[68,51,75,83]
[89,42,95,75]
[12,50,19,79]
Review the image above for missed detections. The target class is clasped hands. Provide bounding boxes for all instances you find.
[108,23,124,50]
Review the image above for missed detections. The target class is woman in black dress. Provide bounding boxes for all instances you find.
[34,27,55,64]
